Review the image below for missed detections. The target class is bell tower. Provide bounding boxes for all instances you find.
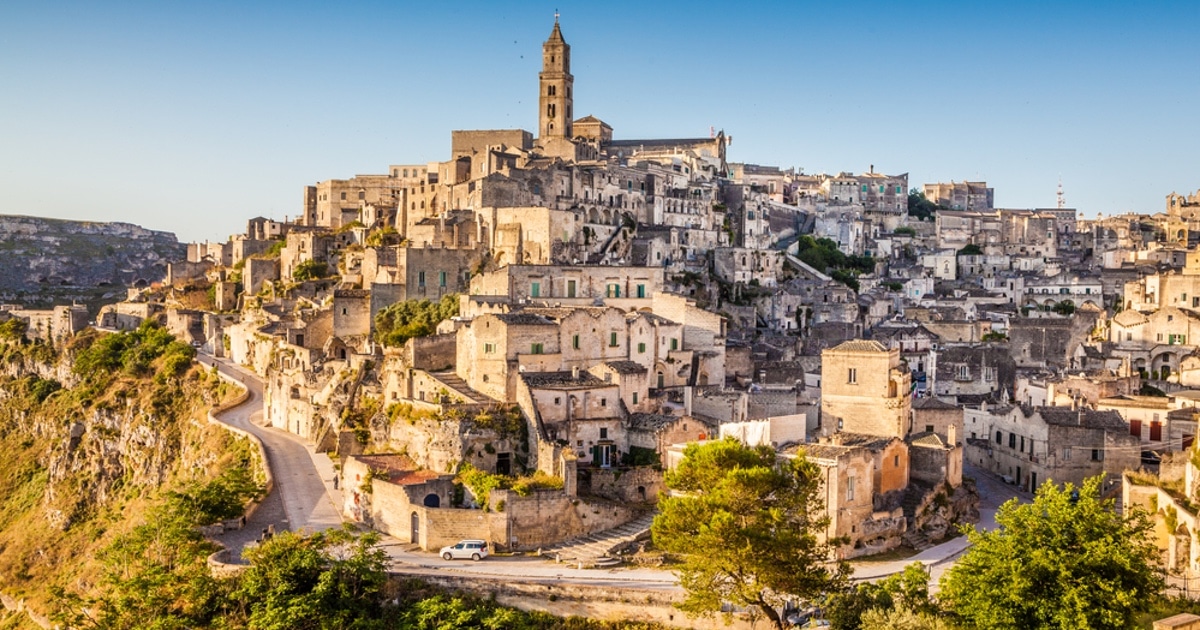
[538,14,573,140]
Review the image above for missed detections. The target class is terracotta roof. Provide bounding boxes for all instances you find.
[908,431,951,449]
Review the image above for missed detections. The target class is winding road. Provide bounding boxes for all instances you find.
[196,351,1023,591]
[198,353,342,560]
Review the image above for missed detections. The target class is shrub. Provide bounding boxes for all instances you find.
[375,294,459,347]
[292,259,328,281]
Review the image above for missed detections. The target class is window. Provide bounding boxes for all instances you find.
[957,365,970,380]
[600,428,608,439]
[567,280,576,298]
[531,282,540,297]
[632,393,638,404]
[418,271,425,287]
[554,397,561,405]
[340,192,346,200]
[860,185,868,192]
[609,332,618,347]
[1020,436,1025,452]
[636,284,646,298]
[1009,433,1016,449]
[983,367,996,382]
[607,284,621,298]
[600,398,607,407]
[572,334,580,349]
[848,368,858,384]
[484,343,496,354]
[637,342,646,353]
[670,338,679,351]
[358,191,365,200]
[439,271,447,287]
[846,476,856,502]
[1063,447,1071,460]
[1091,449,1102,462]
[893,455,899,467]
[531,343,544,354]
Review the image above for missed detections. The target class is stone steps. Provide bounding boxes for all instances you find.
[903,528,933,552]
[430,371,494,405]
[539,511,657,564]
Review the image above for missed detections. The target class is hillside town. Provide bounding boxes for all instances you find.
[10,18,1200,596]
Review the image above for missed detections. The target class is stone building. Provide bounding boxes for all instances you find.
[923,180,994,211]
[964,405,1140,491]
[820,340,912,438]
[784,439,907,559]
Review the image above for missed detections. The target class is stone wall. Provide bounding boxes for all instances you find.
[582,466,664,504]
[393,572,757,630]
[497,489,641,551]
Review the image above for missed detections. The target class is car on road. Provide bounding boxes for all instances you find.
[440,539,488,561]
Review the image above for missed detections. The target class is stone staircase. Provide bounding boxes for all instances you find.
[430,371,495,404]
[538,512,656,566]
[902,528,933,552]
[900,481,935,551]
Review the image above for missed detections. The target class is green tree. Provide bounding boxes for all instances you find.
[234,526,390,630]
[1052,300,1075,316]
[861,606,952,630]
[940,476,1163,630]
[292,259,329,281]
[651,438,849,629]
[374,294,460,347]
[53,498,229,629]
[956,244,983,256]
[825,563,938,630]
[907,189,941,221]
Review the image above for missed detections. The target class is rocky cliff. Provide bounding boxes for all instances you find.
[0,214,186,308]
[0,328,252,612]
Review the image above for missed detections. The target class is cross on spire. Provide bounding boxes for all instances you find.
[554,9,559,23]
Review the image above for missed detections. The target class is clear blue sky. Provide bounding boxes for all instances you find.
[2,1,1197,243]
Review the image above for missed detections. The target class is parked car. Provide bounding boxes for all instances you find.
[440,539,488,561]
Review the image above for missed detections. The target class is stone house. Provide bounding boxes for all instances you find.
[783,440,906,559]
[1109,306,1200,379]
[1097,394,1194,452]
[932,344,1016,401]
[820,340,912,438]
[964,405,1140,491]
[517,370,624,468]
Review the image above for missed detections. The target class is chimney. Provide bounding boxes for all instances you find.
[869,164,874,174]
[948,422,957,446]
[571,365,580,380]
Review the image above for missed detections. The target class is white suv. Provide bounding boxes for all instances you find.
[440,539,489,561]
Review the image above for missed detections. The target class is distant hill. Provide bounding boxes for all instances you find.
[0,214,185,310]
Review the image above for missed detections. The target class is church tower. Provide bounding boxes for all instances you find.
[538,16,573,140]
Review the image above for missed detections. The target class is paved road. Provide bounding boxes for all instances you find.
[194,351,1031,590]
[198,354,343,560]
